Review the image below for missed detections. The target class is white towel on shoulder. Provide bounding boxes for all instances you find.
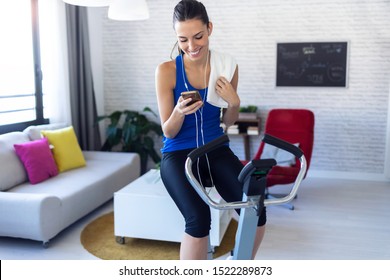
[207,50,237,108]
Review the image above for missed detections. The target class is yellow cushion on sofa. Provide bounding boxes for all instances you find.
[41,126,86,172]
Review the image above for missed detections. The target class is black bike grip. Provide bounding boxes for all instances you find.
[263,134,303,158]
[187,134,230,161]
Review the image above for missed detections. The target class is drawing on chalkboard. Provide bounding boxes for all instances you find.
[276,42,348,87]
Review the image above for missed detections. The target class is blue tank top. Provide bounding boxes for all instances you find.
[161,54,224,153]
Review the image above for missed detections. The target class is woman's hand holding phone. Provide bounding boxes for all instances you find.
[176,90,203,115]
[181,90,202,106]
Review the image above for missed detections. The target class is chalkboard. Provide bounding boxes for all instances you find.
[276,42,348,87]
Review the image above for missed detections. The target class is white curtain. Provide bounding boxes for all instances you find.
[39,0,72,125]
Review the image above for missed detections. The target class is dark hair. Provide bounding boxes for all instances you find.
[173,0,209,29]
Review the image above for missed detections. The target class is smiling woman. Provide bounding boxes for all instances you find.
[154,0,266,261]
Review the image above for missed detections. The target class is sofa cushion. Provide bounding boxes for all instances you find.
[41,126,86,172]
[0,132,29,191]
[23,123,68,141]
[14,137,59,184]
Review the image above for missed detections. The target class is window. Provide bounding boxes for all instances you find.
[0,0,48,134]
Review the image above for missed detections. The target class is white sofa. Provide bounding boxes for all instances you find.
[0,124,140,247]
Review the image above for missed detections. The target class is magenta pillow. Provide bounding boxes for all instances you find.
[14,138,58,184]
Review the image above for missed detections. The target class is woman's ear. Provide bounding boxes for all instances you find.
[207,22,213,35]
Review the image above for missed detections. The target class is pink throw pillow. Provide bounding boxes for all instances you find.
[14,137,59,184]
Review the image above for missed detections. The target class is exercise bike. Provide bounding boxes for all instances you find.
[185,133,307,260]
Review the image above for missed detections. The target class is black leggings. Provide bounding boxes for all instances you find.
[160,145,267,238]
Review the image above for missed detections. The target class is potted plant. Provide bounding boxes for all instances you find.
[98,107,163,174]
[239,105,258,120]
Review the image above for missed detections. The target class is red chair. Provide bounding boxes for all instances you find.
[244,109,315,210]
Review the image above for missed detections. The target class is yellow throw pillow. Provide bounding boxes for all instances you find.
[41,126,86,172]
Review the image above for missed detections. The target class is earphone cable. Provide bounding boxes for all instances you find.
[182,51,214,189]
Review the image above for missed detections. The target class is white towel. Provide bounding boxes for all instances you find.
[207,50,237,108]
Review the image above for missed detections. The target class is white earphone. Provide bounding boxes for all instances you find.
[181,51,214,188]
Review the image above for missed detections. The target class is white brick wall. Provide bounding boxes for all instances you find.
[90,0,390,178]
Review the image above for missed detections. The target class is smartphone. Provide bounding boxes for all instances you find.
[181,90,202,106]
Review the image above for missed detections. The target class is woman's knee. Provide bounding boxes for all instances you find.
[184,211,211,238]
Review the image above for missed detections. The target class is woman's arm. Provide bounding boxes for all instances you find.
[217,66,241,127]
[155,61,203,139]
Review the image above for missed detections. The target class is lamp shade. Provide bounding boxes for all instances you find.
[108,0,149,21]
[63,0,110,7]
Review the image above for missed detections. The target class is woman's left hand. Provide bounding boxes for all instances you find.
[215,76,240,107]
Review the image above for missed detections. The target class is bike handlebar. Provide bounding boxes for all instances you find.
[185,134,307,210]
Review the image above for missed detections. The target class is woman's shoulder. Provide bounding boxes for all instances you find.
[156,59,176,79]
[156,59,176,72]
[155,59,176,89]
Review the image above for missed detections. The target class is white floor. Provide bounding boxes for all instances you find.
[1,177,390,260]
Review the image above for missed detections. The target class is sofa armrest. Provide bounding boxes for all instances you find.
[0,192,62,242]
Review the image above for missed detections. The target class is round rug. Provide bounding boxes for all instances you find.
[80,212,237,260]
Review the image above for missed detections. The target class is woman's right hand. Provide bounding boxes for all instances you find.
[175,96,203,116]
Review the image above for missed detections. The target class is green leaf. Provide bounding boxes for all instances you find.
[108,111,122,126]
[143,106,158,118]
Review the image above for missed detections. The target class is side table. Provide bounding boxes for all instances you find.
[114,169,232,247]
[224,117,261,161]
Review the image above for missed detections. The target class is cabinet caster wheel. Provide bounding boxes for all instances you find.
[42,241,50,248]
[209,246,216,254]
[116,236,125,244]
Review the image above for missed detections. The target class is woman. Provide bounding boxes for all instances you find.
[155,0,266,260]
